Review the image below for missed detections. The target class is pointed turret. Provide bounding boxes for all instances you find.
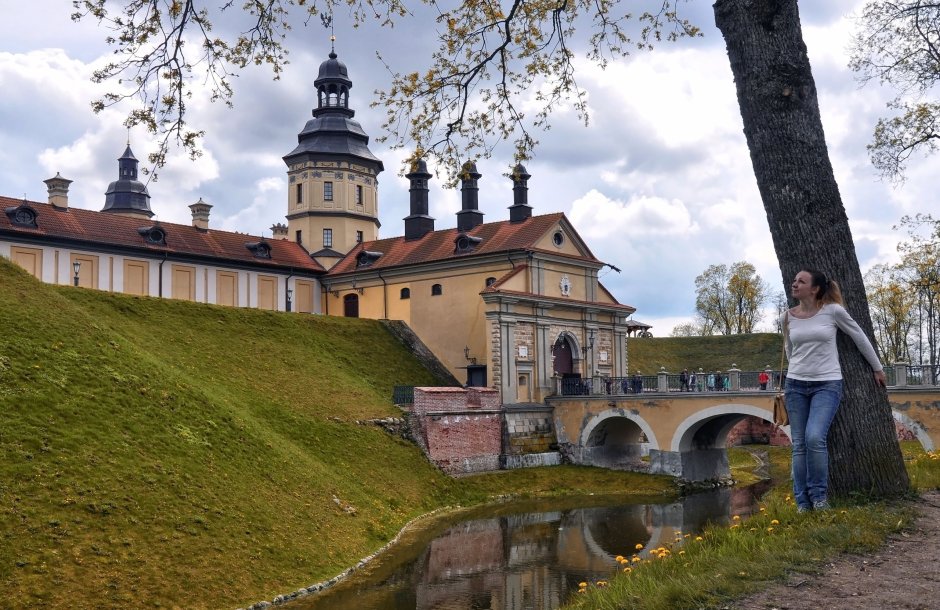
[102,145,154,219]
[284,49,383,264]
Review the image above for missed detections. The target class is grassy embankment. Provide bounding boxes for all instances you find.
[0,258,676,609]
[628,334,783,375]
[568,442,940,610]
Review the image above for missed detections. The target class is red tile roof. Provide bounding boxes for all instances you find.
[0,197,324,273]
[328,212,592,274]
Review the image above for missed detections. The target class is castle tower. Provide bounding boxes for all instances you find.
[283,49,384,269]
[102,145,154,219]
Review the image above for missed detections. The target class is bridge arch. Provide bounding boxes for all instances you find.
[892,410,935,451]
[671,403,790,452]
[578,409,659,469]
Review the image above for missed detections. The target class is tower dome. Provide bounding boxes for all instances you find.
[283,50,384,266]
[102,145,154,219]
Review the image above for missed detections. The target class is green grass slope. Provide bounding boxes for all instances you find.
[628,334,783,375]
[0,257,451,608]
[0,258,674,609]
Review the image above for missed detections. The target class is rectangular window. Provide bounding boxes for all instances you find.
[295,183,303,205]
[323,228,333,249]
[355,185,363,205]
[216,271,238,307]
[295,230,302,245]
[171,265,196,301]
[356,230,363,243]
[123,259,149,296]
[324,181,333,201]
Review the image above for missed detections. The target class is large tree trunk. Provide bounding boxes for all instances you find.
[713,0,909,497]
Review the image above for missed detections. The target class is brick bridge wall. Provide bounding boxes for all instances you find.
[411,387,503,475]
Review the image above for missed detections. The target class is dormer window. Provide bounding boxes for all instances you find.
[137,226,167,245]
[245,241,272,259]
[356,250,383,268]
[5,204,38,228]
[454,232,483,254]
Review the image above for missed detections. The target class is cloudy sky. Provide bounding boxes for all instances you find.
[1,1,935,335]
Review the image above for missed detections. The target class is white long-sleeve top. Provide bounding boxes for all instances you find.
[781,303,883,381]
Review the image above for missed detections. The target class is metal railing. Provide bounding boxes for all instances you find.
[553,363,940,397]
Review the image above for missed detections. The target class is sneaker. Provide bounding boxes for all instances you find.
[812,500,831,511]
[797,504,812,514]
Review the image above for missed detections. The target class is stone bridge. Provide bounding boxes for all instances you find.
[548,386,940,482]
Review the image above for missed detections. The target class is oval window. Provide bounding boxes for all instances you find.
[552,231,564,247]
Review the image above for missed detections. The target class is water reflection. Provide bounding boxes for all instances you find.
[287,482,771,610]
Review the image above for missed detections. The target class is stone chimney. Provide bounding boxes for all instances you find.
[44,173,73,210]
[188,197,212,230]
[456,161,484,232]
[508,163,532,223]
[271,222,289,240]
[403,158,435,240]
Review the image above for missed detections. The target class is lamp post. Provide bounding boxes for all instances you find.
[72,260,81,287]
[286,288,293,312]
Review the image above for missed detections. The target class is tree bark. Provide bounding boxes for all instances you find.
[713,0,909,497]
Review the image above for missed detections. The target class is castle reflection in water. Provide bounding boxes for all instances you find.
[292,482,769,610]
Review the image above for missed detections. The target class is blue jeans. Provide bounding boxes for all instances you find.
[785,379,843,508]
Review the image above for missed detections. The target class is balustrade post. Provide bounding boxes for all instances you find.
[728,364,741,391]
[893,363,908,387]
[658,367,669,393]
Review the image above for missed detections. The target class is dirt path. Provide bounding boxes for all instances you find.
[727,490,940,610]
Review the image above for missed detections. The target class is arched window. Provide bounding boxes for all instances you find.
[400,287,411,300]
[485,277,497,287]
[431,283,443,296]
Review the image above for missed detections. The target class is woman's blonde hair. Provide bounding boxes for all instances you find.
[803,268,843,305]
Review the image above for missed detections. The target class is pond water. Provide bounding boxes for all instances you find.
[284,481,773,610]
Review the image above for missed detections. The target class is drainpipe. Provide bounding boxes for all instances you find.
[378,270,388,319]
[158,251,168,297]
[323,283,330,316]
[285,268,294,312]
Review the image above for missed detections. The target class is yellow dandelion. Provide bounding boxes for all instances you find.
[597,580,608,587]
[678,550,686,555]
[730,524,740,529]
[623,567,632,573]
[749,527,757,532]
[619,558,629,565]
[759,507,766,512]
[635,543,644,550]
[695,536,703,541]
[632,556,641,563]
[840,510,848,515]
[739,571,747,576]
[684,534,691,538]
[770,519,780,525]
[616,555,624,562]
[578,582,587,588]
[767,527,774,532]
[732,515,741,521]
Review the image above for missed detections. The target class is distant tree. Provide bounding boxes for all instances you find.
[771,290,788,333]
[671,321,703,337]
[850,1,940,180]
[864,263,915,364]
[694,261,769,335]
[895,213,940,366]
